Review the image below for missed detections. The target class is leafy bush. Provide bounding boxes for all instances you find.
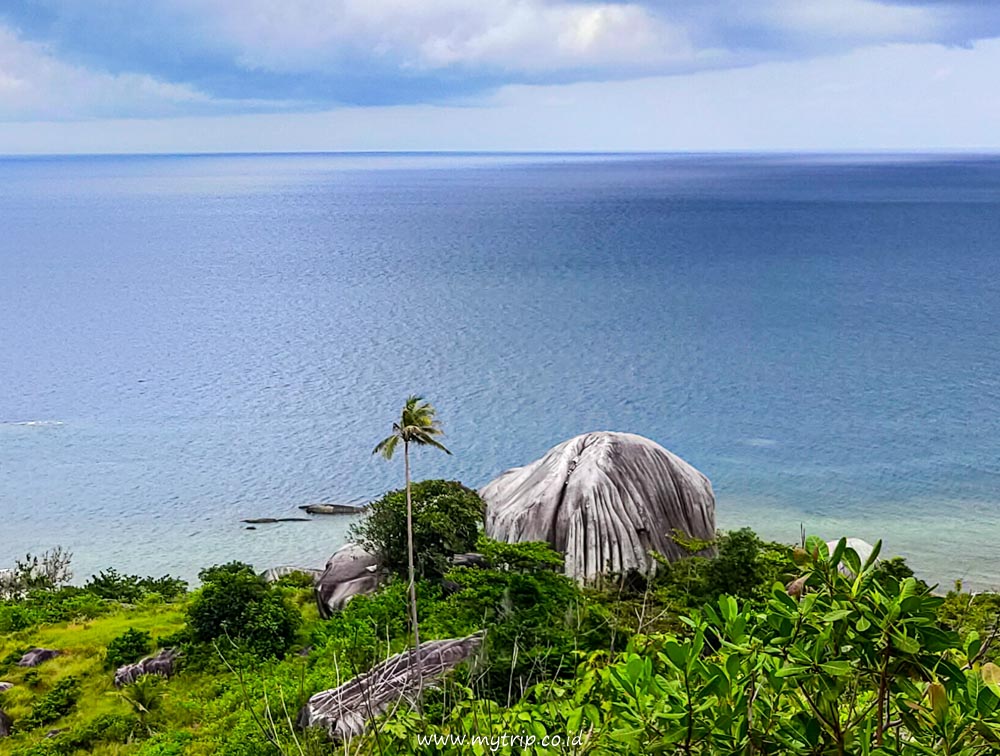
[186,562,301,659]
[106,627,153,668]
[350,479,484,579]
[425,538,611,701]
[0,587,108,632]
[10,714,143,756]
[373,536,1000,754]
[85,568,187,602]
[18,676,81,731]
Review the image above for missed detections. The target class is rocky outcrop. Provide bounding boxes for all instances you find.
[298,632,484,740]
[315,544,381,619]
[482,432,716,583]
[114,648,180,687]
[17,648,60,667]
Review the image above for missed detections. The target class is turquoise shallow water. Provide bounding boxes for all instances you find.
[1,153,998,586]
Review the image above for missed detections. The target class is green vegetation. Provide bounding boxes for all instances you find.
[4,496,1000,754]
[349,479,484,579]
[104,630,152,670]
[184,563,301,661]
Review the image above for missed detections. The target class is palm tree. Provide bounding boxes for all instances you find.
[373,395,451,696]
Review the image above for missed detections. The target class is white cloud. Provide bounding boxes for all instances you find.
[4,37,1000,153]
[181,0,697,74]
[0,25,215,120]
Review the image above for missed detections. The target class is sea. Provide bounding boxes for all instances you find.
[1,153,998,588]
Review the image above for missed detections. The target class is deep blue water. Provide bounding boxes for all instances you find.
[1,153,998,586]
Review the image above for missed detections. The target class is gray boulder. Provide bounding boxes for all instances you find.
[298,632,484,740]
[17,648,60,667]
[482,431,716,583]
[0,708,11,738]
[315,543,381,619]
[114,648,180,687]
[0,682,12,693]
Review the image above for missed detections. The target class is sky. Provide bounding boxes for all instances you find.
[0,0,999,153]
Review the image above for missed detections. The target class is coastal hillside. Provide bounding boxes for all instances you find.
[2,485,1000,754]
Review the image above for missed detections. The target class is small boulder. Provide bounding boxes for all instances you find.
[450,553,490,568]
[315,543,381,619]
[114,648,180,687]
[0,708,12,738]
[0,682,12,693]
[17,648,59,667]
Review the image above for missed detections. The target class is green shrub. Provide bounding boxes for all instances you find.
[186,562,301,659]
[350,479,484,579]
[11,713,143,756]
[106,627,153,668]
[18,676,81,730]
[425,538,611,701]
[85,568,187,603]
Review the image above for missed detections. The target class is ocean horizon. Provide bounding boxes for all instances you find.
[2,152,998,587]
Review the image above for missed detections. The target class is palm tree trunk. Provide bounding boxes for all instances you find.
[404,441,423,706]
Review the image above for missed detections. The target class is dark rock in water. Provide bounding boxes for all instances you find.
[315,544,381,619]
[0,708,11,738]
[261,566,322,584]
[481,431,716,583]
[17,648,60,667]
[114,648,180,687]
[298,632,484,740]
[299,503,367,515]
[241,517,311,524]
[245,526,257,530]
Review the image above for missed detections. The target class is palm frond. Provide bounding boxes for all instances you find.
[372,434,400,460]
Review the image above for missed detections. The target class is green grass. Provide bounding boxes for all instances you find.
[0,603,185,755]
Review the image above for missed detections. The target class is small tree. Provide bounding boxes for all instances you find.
[373,396,451,699]
[351,480,483,579]
[186,562,300,659]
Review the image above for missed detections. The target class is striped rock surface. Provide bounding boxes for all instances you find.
[482,431,716,583]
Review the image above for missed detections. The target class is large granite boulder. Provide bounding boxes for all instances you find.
[315,543,381,619]
[114,648,180,687]
[482,432,715,583]
[298,632,484,740]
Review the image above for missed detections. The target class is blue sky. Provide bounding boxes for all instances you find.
[1,0,999,152]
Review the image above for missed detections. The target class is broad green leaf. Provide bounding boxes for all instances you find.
[820,661,852,676]
[828,537,847,570]
[822,609,852,622]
